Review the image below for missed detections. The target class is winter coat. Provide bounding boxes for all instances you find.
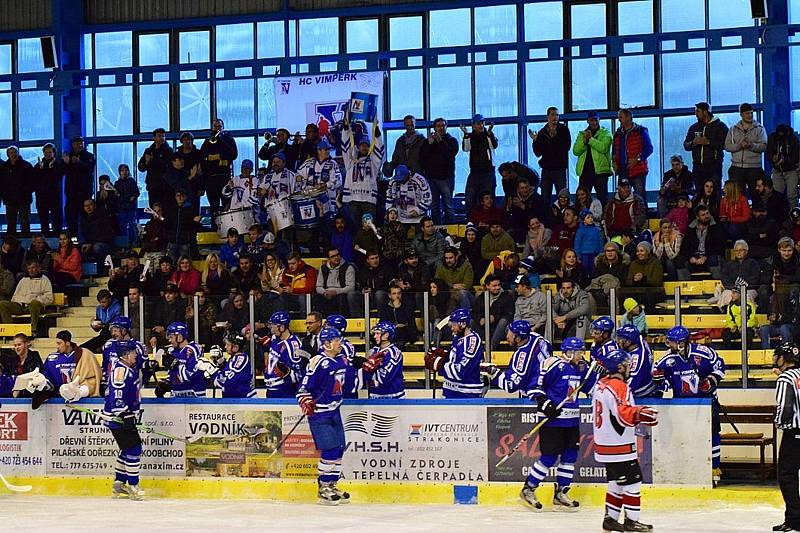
[574,223,605,255]
[620,310,648,334]
[684,117,729,170]
[472,289,515,324]
[52,246,82,283]
[725,120,767,169]
[480,231,516,261]
[533,122,571,170]
[170,268,202,296]
[280,261,317,294]
[593,253,630,283]
[551,288,590,321]
[413,231,446,268]
[514,289,547,330]
[573,127,612,176]
[626,255,663,287]
[12,275,53,306]
[434,259,474,290]
[612,123,653,178]
[665,206,690,235]
[391,132,426,175]
[719,194,751,224]
[0,158,34,205]
[420,133,459,180]
[604,192,647,234]
[767,124,800,173]
[679,218,726,260]
[720,257,761,289]
[463,130,498,172]
[652,231,683,261]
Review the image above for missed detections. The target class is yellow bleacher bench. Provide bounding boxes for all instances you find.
[0,324,32,337]
[196,232,223,246]
[289,318,366,333]
[643,314,767,329]
[662,281,706,296]
[303,257,326,270]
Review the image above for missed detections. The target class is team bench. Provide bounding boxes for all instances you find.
[719,404,777,482]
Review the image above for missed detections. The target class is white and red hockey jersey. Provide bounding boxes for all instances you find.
[592,376,641,463]
[385,173,432,224]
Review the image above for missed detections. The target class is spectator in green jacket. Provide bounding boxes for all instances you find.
[435,247,474,310]
[573,111,613,204]
[480,222,516,261]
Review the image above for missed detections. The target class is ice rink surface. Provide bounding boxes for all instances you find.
[0,496,782,532]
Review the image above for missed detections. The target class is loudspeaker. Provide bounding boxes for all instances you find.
[40,36,57,69]
[749,0,767,19]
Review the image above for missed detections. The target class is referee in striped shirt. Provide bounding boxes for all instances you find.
[773,341,800,532]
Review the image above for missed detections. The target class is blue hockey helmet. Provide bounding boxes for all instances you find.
[269,311,290,327]
[319,326,343,345]
[326,314,347,333]
[561,337,585,352]
[591,316,615,333]
[393,164,410,182]
[166,322,189,338]
[223,331,246,349]
[507,320,531,338]
[598,349,630,374]
[616,323,641,344]
[115,339,136,355]
[665,325,689,344]
[449,308,471,325]
[110,316,132,332]
[371,321,396,340]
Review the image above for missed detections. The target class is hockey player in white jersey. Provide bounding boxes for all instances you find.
[593,349,658,532]
[385,164,432,225]
[340,111,384,224]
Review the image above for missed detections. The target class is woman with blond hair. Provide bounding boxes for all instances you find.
[718,179,751,243]
[259,252,284,294]
[201,252,233,300]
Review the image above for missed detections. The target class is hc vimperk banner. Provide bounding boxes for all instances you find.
[274,72,384,136]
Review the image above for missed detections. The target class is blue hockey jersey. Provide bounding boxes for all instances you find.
[42,351,79,390]
[297,354,345,421]
[440,330,484,398]
[213,352,255,398]
[625,336,657,398]
[591,339,619,361]
[363,344,405,399]
[335,339,359,399]
[103,360,141,430]
[169,342,207,397]
[265,334,304,398]
[653,343,726,398]
[0,374,14,396]
[101,339,147,389]
[494,333,551,394]
[529,356,596,427]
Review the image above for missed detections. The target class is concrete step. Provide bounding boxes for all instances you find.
[65,307,97,318]
[95,277,109,285]
[57,316,91,328]
[88,286,103,297]
[81,297,99,307]
[49,326,96,338]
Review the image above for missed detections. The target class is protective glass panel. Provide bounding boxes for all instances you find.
[526,61,564,114]
[474,5,517,45]
[661,52,706,109]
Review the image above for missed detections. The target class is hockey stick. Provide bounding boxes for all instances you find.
[267,412,306,459]
[430,315,451,399]
[64,404,205,444]
[495,360,598,468]
[0,472,32,492]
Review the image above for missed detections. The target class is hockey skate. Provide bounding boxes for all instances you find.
[773,524,799,532]
[602,515,626,532]
[318,482,341,506]
[112,481,127,498]
[332,483,350,504]
[552,484,579,512]
[519,483,543,512]
[623,518,653,532]
[125,484,145,501]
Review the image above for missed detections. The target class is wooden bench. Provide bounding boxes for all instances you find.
[719,404,777,482]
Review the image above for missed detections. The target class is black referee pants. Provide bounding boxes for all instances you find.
[779,429,800,529]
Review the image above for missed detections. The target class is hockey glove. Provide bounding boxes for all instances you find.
[169,357,181,372]
[479,363,500,380]
[143,358,160,373]
[424,348,448,372]
[208,345,224,366]
[120,412,138,431]
[154,380,172,399]
[537,397,562,419]
[195,359,219,379]
[361,352,386,374]
[299,396,316,417]
[27,370,48,393]
[352,355,367,370]
[699,376,718,394]
[14,368,42,392]
[635,406,659,426]
[272,361,291,379]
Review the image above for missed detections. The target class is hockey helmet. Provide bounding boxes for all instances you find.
[616,324,641,344]
[269,311,290,327]
[326,314,347,333]
[224,332,246,350]
[507,320,531,338]
[115,339,136,355]
[665,325,689,344]
[591,316,615,333]
[166,322,189,338]
[110,316,132,332]
[561,337,585,352]
[774,341,800,366]
[598,349,630,374]
[319,326,343,345]
[371,321,396,340]
[449,308,471,325]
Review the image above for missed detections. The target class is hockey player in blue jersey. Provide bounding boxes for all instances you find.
[615,324,658,398]
[356,321,405,399]
[480,320,551,394]
[103,342,145,500]
[199,332,255,398]
[522,337,598,512]
[653,325,726,483]
[590,316,618,361]
[325,314,358,399]
[154,322,207,398]
[297,326,349,505]
[264,311,305,397]
[425,308,484,398]
[28,331,93,405]
[101,316,149,394]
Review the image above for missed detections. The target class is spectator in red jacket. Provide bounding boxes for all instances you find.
[718,179,751,243]
[603,178,647,237]
[49,232,83,291]
[612,109,654,199]
[170,256,201,296]
[548,206,580,257]
[278,252,318,314]
[468,191,504,237]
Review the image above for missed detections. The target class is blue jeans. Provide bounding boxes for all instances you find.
[465,170,497,213]
[117,208,138,244]
[759,324,794,349]
[429,178,455,224]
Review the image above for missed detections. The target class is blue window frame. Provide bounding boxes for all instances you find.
[429,9,471,48]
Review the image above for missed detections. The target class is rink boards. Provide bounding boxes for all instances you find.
[0,397,760,506]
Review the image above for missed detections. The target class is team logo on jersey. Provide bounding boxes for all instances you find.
[344,411,397,437]
[112,366,127,386]
[0,412,27,440]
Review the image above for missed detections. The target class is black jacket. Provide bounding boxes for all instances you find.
[683,117,729,170]
[0,158,33,205]
[396,263,431,293]
[743,217,780,260]
[200,133,238,181]
[463,130,498,172]
[0,350,43,398]
[721,257,762,289]
[80,209,115,245]
[32,157,65,198]
[137,142,174,190]
[532,123,571,170]
[679,219,726,261]
[471,289,514,324]
[420,133,459,180]
[356,262,394,292]
[151,297,185,329]
[64,149,96,196]
[766,124,799,173]
[166,200,198,245]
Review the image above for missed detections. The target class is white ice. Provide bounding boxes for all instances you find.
[0,496,782,532]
